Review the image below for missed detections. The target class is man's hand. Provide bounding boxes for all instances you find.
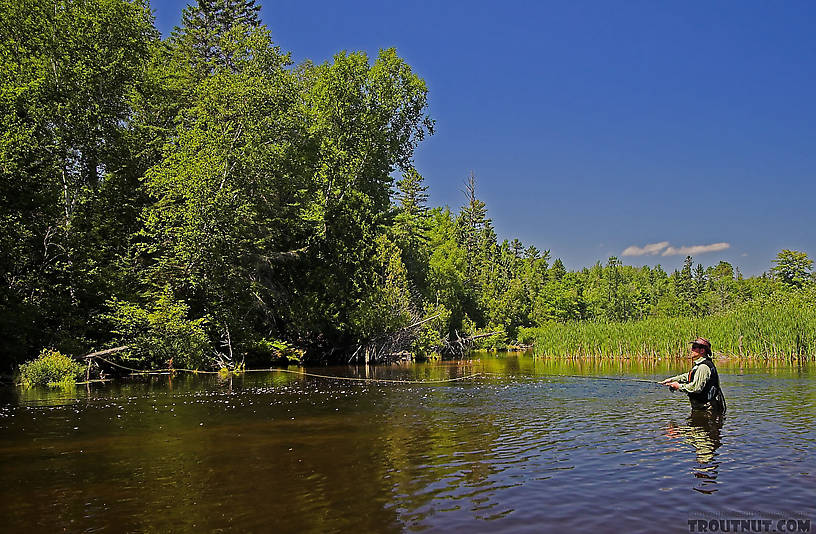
[660,378,673,385]
[667,381,680,391]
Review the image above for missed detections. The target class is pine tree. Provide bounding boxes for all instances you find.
[771,250,813,288]
[693,262,707,291]
[511,239,523,258]
[549,258,566,281]
[457,172,490,280]
[395,168,429,226]
[525,245,540,260]
[393,169,431,293]
[175,0,262,78]
[673,256,697,315]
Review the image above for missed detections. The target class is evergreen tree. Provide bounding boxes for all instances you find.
[771,250,813,288]
[457,172,489,282]
[693,263,707,287]
[549,259,566,281]
[393,168,431,295]
[395,168,429,219]
[675,256,695,301]
[511,239,523,258]
[174,0,262,78]
[525,246,541,261]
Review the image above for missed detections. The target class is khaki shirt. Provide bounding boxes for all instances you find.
[666,356,711,394]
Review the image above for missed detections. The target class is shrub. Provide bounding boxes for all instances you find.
[252,338,304,365]
[18,349,85,388]
[516,326,539,346]
[104,288,211,370]
[411,303,451,359]
[473,324,508,351]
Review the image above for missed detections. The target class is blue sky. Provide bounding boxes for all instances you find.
[152,1,816,275]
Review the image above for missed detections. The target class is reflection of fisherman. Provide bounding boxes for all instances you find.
[666,411,724,494]
[667,412,723,464]
[661,338,726,413]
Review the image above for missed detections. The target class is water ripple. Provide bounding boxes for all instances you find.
[1,358,814,533]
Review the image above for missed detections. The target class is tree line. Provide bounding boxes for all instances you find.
[2,0,813,371]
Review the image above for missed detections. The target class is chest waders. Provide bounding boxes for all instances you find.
[687,358,726,414]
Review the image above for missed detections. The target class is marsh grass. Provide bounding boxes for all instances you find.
[531,292,816,360]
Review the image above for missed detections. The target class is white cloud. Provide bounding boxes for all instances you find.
[621,241,669,257]
[621,241,731,258]
[661,242,730,256]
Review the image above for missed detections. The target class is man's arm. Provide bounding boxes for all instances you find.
[661,372,689,384]
[678,365,710,393]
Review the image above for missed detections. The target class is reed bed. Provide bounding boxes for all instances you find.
[532,293,816,360]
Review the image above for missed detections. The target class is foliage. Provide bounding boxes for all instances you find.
[104,290,211,370]
[252,338,304,365]
[1,0,813,369]
[18,349,85,388]
[349,235,413,340]
[516,326,539,346]
[392,168,431,292]
[771,249,814,288]
[410,303,451,360]
[472,324,509,351]
[0,0,156,366]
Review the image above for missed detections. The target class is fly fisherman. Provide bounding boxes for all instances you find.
[661,338,726,414]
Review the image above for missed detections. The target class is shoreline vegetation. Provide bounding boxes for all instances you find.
[529,290,816,362]
[4,1,815,387]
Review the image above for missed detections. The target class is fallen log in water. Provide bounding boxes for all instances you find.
[351,314,445,364]
[438,331,501,358]
[81,346,129,359]
[80,346,129,381]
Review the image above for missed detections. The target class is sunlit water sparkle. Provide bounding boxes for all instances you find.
[1,355,813,533]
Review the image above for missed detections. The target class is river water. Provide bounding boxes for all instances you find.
[1,354,814,533]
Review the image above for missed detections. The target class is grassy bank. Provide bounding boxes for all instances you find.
[531,291,816,360]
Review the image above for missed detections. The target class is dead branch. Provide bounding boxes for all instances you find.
[82,346,129,360]
[464,331,501,341]
[405,312,442,329]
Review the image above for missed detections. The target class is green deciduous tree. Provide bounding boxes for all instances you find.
[1,0,154,365]
[133,23,433,363]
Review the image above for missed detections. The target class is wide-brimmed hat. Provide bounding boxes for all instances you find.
[689,337,712,354]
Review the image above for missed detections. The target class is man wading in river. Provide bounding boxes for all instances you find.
[661,338,726,414]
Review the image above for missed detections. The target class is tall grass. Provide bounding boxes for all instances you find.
[531,291,816,360]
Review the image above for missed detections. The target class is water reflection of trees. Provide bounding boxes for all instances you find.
[667,412,723,494]
[381,385,504,525]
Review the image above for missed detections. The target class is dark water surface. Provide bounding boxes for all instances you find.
[1,354,814,533]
